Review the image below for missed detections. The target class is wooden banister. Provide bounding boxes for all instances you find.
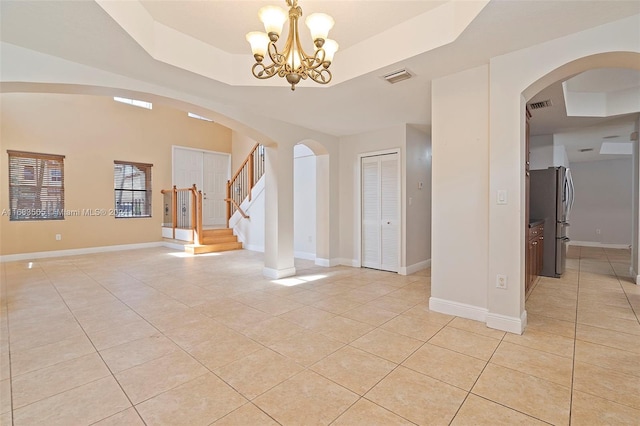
[225,198,249,219]
[160,184,204,245]
[226,143,264,226]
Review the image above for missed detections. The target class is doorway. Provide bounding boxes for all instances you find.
[173,146,230,227]
[361,152,400,272]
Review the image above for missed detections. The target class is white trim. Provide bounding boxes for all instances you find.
[357,148,402,272]
[294,251,316,261]
[399,259,431,275]
[632,266,640,285]
[337,258,359,267]
[174,228,194,242]
[263,266,297,279]
[428,297,488,322]
[161,227,174,239]
[162,241,185,251]
[244,244,265,253]
[315,257,341,267]
[486,310,527,335]
[0,242,166,263]
[568,241,631,250]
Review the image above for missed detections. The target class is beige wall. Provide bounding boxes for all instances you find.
[231,131,258,173]
[405,125,431,267]
[0,93,231,255]
[431,65,490,314]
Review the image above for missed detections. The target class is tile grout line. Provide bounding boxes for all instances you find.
[1,262,15,426]
[40,260,152,426]
[605,249,640,325]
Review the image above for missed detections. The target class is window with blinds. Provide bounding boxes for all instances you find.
[7,150,65,221]
[114,161,152,218]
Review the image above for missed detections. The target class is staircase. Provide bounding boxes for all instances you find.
[184,228,243,254]
[161,144,263,256]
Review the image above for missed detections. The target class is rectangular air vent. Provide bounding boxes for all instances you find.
[383,69,412,84]
[528,99,552,110]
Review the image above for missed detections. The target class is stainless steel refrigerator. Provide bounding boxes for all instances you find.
[530,166,575,278]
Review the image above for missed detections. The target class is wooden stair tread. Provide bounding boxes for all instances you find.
[202,235,238,244]
[185,241,243,254]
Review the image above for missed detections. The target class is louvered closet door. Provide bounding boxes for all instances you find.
[361,153,399,272]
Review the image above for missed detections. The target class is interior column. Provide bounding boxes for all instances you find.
[263,143,296,279]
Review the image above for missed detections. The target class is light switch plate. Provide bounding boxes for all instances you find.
[497,190,507,205]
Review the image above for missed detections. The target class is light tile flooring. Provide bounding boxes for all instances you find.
[1,246,639,425]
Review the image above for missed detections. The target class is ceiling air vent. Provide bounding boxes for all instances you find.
[383,69,412,84]
[528,99,552,110]
[579,148,594,153]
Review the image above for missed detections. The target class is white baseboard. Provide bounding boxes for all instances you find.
[486,310,527,335]
[0,242,165,263]
[244,244,264,253]
[337,258,359,267]
[569,241,630,249]
[315,258,341,267]
[294,251,316,261]
[399,259,431,276]
[263,266,297,279]
[428,297,487,322]
[162,241,186,251]
[633,267,640,285]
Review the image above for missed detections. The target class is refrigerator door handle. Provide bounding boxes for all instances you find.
[567,168,575,216]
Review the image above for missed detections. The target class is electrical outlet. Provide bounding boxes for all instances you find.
[55,234,62,241]
[496,274,507,289]
[596,229,601,235]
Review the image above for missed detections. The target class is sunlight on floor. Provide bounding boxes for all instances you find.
[272,274,328,286]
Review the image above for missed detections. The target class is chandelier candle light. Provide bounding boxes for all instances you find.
[246,0,339,91]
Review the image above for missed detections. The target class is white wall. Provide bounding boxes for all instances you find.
[529,135,554,170]
[530,134,569,170]
[405,125,432,272]
[293,144,317,259]
[487,15,639,332]
[430,64,489,319]
[230,177,265,253]
[569,158,633,246]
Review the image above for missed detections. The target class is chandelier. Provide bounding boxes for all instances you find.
[246,0,339,91]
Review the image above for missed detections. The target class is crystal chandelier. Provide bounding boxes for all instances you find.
[246,0,339,91]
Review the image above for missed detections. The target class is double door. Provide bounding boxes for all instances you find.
[173,147,230,226]
[361,153,400,272]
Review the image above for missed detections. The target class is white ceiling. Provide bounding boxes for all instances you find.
[1,0,640,137]
[528,68,640,163]
[139,1,447,55]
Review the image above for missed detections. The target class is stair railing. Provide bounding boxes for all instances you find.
[160,184,203,244]
[226,143,264,226]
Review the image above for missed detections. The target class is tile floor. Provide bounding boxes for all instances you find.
[0,246,639,425]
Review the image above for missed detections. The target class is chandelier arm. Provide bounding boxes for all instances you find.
[299,48,326,71]
[307,67,332,85]
[266,41,286,67]
[251,62,279,80]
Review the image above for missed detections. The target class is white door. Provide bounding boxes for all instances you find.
[173,148,203,190]
[203,152,229,226]
[361,153,399,272]
[173,148,230,227]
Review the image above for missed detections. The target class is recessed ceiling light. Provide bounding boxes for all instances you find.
[600,142,632,155]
